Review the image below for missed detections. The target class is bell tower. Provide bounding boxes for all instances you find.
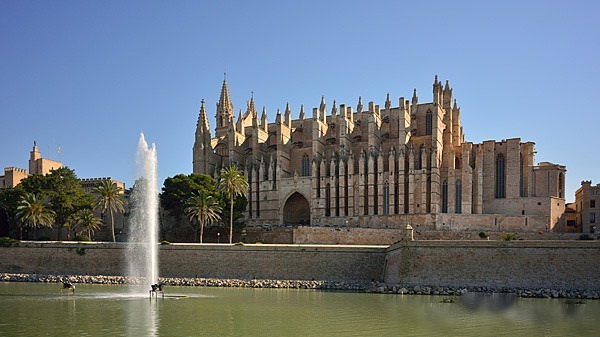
[215,74,234,138]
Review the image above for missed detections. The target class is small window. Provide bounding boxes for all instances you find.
[591,200,596,208]
[301,154,310,176]
[425,111,433,135]
[591,213,596,223]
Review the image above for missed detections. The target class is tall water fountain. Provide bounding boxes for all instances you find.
[127,133,159,292]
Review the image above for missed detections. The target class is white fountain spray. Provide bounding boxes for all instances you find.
[127,133,159,293]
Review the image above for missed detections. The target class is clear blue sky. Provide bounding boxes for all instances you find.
[1,0,598,202]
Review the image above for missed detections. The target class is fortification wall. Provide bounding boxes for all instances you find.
[0,242,386,282]
[2,241,598,291]
[435,213,549,232]
[293,227,404,245]
[292,227,594,245]
[384,241,600,290]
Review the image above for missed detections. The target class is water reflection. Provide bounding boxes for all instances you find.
[562,299,585,317]
[0,283,598,337]
[458,292,517,312]
[126,296,159,337]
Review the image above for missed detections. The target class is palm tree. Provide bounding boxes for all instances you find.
[72,209,102,239]
[94,180,125,242]
[185,192,222,243]
[16,193,55,240]
[217,165,248,244]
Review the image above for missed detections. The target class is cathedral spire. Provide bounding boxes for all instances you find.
[299,104,305,120]
[285,102,291,115]
[284,102,291,126]
[197,99,210,132]
[331,100,337,116]
[385,93,391,110]
[276,108,282,124]
[412,89,418,105]
[215,77,234,137]
[218,76,233,115]
[193,98,213,175]
[252,106,259,127]
[249,92,256,114]
[433,75,443,105]
[357,96,363,113]
[319,95,326,112]
[237,109,244,136]
[261,106,268,131]
[319,95,326,121]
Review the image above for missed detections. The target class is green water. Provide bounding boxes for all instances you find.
[0,282,598,336]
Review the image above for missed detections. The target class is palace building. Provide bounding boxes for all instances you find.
[193,76,566,231]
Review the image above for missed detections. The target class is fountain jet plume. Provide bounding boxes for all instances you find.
[127,133,159,293]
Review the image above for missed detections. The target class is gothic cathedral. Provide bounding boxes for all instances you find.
[193,76,566,231]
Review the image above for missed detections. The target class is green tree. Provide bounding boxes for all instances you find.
[16,193,55,239]
[19,167,93,240]
[94,180,125,242]
[221,194,248,236]
[161,173,220,222]
[217,166,249,244]
[185,191,222,243]
[0,186,25,238]
[71,209,102,239]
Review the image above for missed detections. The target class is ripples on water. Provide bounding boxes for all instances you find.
[0,282,598,336]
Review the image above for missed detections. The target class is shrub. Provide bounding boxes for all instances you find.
[234,242,244,245]
[478,232,488,239]
[76,247,86,255]
[0,237,18,248]
[160,240,172,245]
[73,235,91,242]
[501,233,518,241]
[579,234,594,241]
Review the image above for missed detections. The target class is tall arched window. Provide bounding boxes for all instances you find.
[455,157,461,170]
[325,183,331,216]
[364,155,369,215]
[455,179,462,214]
[344,163,349,216]
[383,181,390,215]
[426,111,433,135]
[301,154,310,176]
[373,154,378,215]
[558,173,564,198]
[335,159,340,216]
[520,154,525,197]
[495,153,506,198]
[417,145,424,170]
[441,180,448,213]
[316,162,321,198]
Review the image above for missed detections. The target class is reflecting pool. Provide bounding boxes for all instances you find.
[0,282,598,336]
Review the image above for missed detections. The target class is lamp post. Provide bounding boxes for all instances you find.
[217,232,220,244]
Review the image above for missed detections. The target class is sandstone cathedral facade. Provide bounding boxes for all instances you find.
[193,77,566,231]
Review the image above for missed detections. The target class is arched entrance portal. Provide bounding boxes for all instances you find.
[283,192,310,226]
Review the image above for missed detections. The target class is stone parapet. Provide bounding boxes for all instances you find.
[384,240,600,290]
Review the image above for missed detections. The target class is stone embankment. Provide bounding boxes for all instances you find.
[1,273,598,299]
[0,273,369,291]
[366,284,600,300]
